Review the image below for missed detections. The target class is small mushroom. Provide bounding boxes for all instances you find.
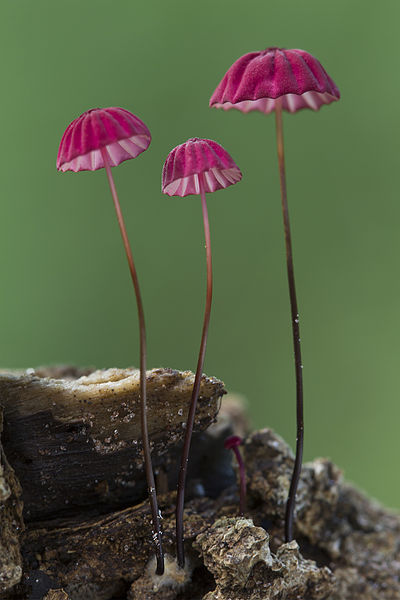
[56,107,164,574]
[224,435,246,516]
[210,48,340,542]
[162,137,242,568]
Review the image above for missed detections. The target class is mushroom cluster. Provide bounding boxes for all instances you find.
[56,46,339,574]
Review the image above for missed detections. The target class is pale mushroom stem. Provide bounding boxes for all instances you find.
[101,148,164,575]
[176,174,213,569]
[274,100,304,543]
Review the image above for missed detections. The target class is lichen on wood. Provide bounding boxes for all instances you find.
[195,517,334,599]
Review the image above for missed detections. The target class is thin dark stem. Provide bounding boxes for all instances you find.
[176,175,213,569]
[274,101,304,543]
[101,148,164,575]
[232,446,246,516]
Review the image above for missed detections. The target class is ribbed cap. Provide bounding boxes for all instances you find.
[210,48,340,114]
[57,107,151,172]
[162,138,242,197]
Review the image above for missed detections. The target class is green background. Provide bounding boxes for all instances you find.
[1,1,399,508]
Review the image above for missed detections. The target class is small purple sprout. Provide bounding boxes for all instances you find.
[224,435,246,517]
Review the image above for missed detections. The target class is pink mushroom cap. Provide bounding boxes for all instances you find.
[57,107,151,172]
[162,137,242,197]
[224,435,243,450]
[210,47,340,114]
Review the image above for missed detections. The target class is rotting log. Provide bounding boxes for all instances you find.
[0,368,399,600]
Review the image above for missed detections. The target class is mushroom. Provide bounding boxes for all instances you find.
[210,48,340,542]
[57,107,165,574]
[162,137,242,567]
[224,435,246,516]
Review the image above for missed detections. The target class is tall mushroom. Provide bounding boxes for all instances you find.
[162,137,242,567]
[57,107,165,574]
[210,48,340,542]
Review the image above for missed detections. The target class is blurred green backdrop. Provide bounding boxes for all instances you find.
[1,0,399,508]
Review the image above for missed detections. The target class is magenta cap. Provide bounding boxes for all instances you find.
[210,47,340,114]
[162,137,242,197]
[224,435,243,450]
[57,107,151,172]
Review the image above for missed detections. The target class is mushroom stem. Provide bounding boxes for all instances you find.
[101,148,164,575]
[232,446,246,516]
[176,174,213,569]
[224,436,246,515]
[274,100,304,543]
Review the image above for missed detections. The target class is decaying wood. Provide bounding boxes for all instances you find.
[0,412,24,594]
[1,367,399,599]
[195,518,335,599]
[0,367,225,521]
[43,592,69,600]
